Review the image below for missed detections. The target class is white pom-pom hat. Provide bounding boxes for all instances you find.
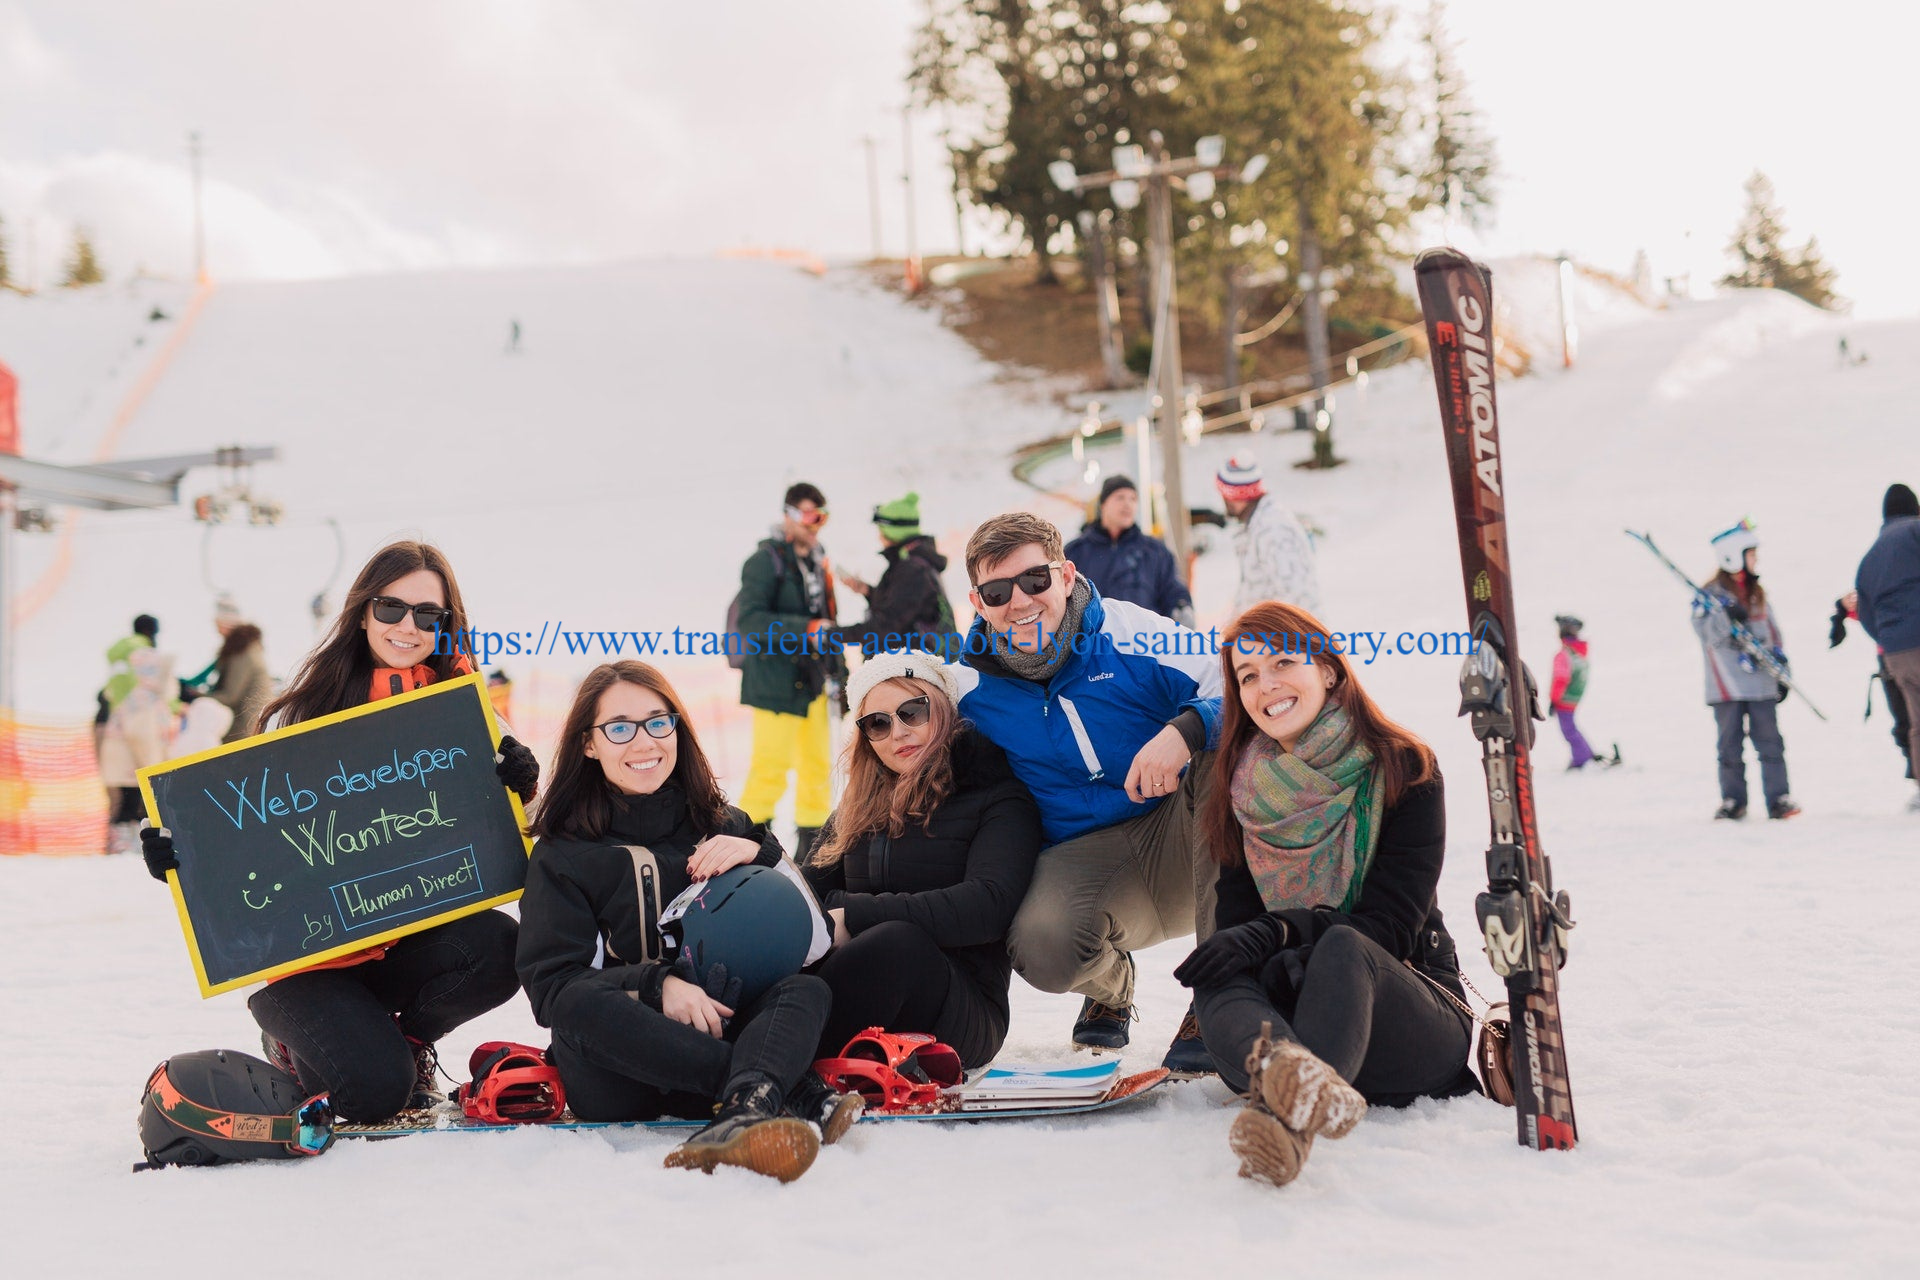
[846,651,961,717]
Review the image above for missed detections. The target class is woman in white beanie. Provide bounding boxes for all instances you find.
[802,651,1043,1068]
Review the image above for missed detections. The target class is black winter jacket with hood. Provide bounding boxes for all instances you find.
[803,728,1042,1035]
[847,535,953,654]
[516,785,784,1027]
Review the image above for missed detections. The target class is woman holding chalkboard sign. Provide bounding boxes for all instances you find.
[142,541,537,1123]
[518,661,855,1183]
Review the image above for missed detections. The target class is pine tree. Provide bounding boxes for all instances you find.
[1720,171,1839,310]
[62,228,104,288]
[1418,0,1496,229]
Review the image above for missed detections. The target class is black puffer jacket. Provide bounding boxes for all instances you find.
[1215,751,1467,1003]
[804,728,1042,1034]
[846,535,953,653]
[516,784,784,1027]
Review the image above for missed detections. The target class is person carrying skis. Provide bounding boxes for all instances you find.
[1852,482,1920,811]
[1550,614,1595,769]
[1691,520,1799,819]
[518,661,857,1181]
[1174,600,1478,1188]
[140,542,533,1121]
[839,490,957,655]
[949,512,1222,1074]
[803,651,1042,1070]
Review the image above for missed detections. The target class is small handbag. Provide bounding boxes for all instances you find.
[1408,962,1515,1107]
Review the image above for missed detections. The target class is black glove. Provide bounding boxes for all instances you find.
[1778,682,1791,704]
[141,826,178,882]
[494,735,538,802]
[1724,601,1750,624]
[669,954,745,1010]
[1829,599,1849,649]
[177,679,202,704]
[1172,914,1289,990]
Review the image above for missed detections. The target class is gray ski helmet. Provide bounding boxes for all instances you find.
[138,1049,333,1168]
[661,865,812,1004]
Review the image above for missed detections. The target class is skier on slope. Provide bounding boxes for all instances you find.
[1691,520,1800,820]
[1550,615,1596,769]
[1851,482,1920,811]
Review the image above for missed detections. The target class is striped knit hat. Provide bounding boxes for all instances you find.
[872,491,923,541]
[1216,455,1266,502]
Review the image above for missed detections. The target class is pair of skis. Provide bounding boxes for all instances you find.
[1414,250,1579,1152]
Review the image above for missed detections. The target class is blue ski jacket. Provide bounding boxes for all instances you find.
[953,586,1222,845]
[1062,522,1193,620]
[1856,516,1920,656]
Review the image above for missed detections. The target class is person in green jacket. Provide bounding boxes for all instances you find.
[737,483,845,858]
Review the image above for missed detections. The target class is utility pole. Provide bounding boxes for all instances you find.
[1050,135,1267,580]
[1077,211,1127,388]
[189,131,207,283]
[862,135,882,261]
[900,107,921,292]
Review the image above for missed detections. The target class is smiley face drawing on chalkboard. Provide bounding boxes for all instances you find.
[243,871,284,910]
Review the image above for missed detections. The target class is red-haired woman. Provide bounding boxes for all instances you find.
[804,651,1042,1069]
[140,541,534,1122]
[1173,602,1479,1188]
[518,661,855,1182]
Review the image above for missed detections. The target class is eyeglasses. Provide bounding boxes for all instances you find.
[369,596,453,631]
[593,713,679,745]
[784,504,830,528]
[974,561,1063,609]
[856,695,931,741]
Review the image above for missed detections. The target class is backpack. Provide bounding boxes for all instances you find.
[725,545,789,671]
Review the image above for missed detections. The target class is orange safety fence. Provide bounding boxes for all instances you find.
[0,713,109,856]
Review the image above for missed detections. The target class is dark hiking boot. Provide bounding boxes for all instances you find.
[1160,1003,1215,1077]
[1245,1021,1365,1140]
[664,1080,819,1182]
[1228,1097,1313,1188]
[1714,799,1748,821]
[786,1070,864,1145]
[1766,797,1802,820]
[405,1036,449,1110]
[1071,997,1134,1051]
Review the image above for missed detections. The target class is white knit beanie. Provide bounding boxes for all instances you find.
[846,650,961,717]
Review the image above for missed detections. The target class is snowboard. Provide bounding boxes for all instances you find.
[334,1068,1171,1140]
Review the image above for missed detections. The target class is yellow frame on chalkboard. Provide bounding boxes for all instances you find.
[137,672,532,998]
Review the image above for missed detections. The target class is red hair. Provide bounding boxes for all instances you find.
[1205,601,1436,867]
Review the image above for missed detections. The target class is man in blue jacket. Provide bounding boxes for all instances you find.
[951,512,1221,1072]
[1856,482,1920,812]
[1062,475,1194,625]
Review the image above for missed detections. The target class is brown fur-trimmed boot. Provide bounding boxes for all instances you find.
[1228,1096,1314,1187]
[1245,1021,1367,1139]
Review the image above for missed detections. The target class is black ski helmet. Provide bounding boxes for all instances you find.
[1553,614,1584,638]
[138,1049,333,1168]
[660,865,813,1004]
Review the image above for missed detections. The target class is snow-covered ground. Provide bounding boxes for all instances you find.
[3,261,1917,1278]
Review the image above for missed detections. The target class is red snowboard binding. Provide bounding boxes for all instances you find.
[813,1027,963,1112]
[456,1042,567,1124]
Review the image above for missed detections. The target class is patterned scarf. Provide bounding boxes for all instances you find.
[1229,703,1383,914]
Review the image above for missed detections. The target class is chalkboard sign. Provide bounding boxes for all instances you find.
[139,673,532,997]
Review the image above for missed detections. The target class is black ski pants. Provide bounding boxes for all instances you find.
[547,973,831,1122]
[812,920,1007,1069]
[247,909,521,1122]
[1194,925,1470,1106]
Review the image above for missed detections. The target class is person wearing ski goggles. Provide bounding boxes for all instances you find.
[802,650,1042,1072]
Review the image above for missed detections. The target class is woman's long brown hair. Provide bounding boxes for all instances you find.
[811,677,959,866]
[1204,601,1436,868]
[529,661,733,843]
[261,541,471,729]
[1707,569,1767,608]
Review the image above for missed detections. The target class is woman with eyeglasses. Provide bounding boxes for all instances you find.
[804,651,1043,1070]
[1172,601,1479,1189]
[517,661,857,1182]
[138,541,533,1122]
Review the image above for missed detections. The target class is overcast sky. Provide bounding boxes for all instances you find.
[1,1,1910,316]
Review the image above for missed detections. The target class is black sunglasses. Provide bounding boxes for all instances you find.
[855,696,931,741]
[974,561,1063,609]
[369,596,453,630]
[593,714,679,745]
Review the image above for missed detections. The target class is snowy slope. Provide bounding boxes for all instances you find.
[4,264,1919,1278]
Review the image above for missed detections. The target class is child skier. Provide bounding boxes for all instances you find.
[1691,520,1800,820]
[1550,615,1595,769]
